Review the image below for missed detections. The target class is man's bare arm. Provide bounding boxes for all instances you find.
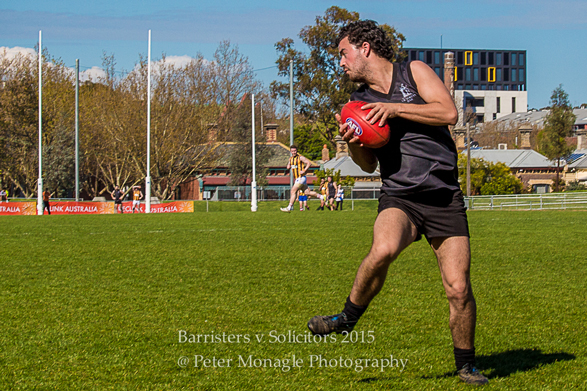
[335,113,378,174]
[362,61,458,127]
[299,155,312,176]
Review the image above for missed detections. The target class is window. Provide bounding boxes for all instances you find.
[488,52,494,65]
[410,51,417,61]
[512,69,517,82]
[496,53,502,66]
[434,51,440,64]
[476,115,484,124]
[468,98,484,107]
[497,97,501,113]
[418,51,425,61]
[488,67,496,82]
[512,53,517,66]
[457,51,463,65]
[465,51,473,66]
[534,184,549,194]
[426,51,432,63]
[465,68,471,81]
[503,53,509,66]
[504,68,509,82]
[512,97,516,112]
[456,67,463,81]
[473,85,479,90]
[496,68,502,81]
[519,53,525,66]
[481,52,486,65]
[434,67,441,77]
[481,84,487,90]
[473,68,479,81]
[481,67,487,81]
[493,113,497,120]
[519,69,525,82]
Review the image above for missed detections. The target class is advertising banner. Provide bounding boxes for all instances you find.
[43,201,115,215]
[0,201,193,215]
[0,202,37,215]
[119,201,194,214]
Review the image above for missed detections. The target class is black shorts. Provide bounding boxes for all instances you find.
[378,189,469,243]
[115,199,122,204]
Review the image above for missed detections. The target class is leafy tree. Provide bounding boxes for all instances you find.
[0,48,76,198]
[44,123,75,197]
[271,6,405,147]
[0,50,39,197]
[1,42,276,200]
[538,85,576,192]
[213,40,261,138]
[313,167,355,190]
[294,124,330,161]
[227,96,274,187]
[458,154,523,195]
[475,120,540,150]
[566,180,586,191]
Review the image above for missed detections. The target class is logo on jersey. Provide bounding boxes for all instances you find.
[399,83,417,103]
[345,118,363,136]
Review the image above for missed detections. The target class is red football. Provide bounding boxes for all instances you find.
[340,100,390,148]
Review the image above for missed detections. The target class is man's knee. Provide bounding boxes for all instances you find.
[445,281,474,308]
[367,242,402,268]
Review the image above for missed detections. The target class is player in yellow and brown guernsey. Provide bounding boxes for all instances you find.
[132,186,144,213]
[280,145,323,212]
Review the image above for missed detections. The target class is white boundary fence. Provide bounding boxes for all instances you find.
[207,186,587,211]
[465,193,587,210]
[205,186,381,202]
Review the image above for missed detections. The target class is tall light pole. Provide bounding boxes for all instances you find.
[251,94,258,212]
[146,30,152,213]
[37,31,43,215]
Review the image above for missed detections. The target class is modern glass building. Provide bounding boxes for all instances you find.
[403,48,528,124]
[403,48,527,92]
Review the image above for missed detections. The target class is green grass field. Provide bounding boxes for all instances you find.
[1,202,586,390]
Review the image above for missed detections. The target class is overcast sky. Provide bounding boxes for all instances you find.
[1,0,585,109]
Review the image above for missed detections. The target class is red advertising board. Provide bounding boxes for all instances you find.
[0,201,194,215]
[44,202,115,215]
[0,202,36,215]
[118,201,194,214]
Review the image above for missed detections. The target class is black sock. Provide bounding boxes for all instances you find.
[342,296,368,322]
[454,347,476,371]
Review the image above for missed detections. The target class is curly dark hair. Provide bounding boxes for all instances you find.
[336,20,395,62]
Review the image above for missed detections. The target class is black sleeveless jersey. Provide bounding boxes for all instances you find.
[350,61,460,196]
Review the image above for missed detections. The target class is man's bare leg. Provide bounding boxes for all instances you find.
[431,236,487,384]
[304,188,321,199]
[349,208,418,306]
[430,236,475,349]
[308,208,417,334]
[281,184,302,212]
